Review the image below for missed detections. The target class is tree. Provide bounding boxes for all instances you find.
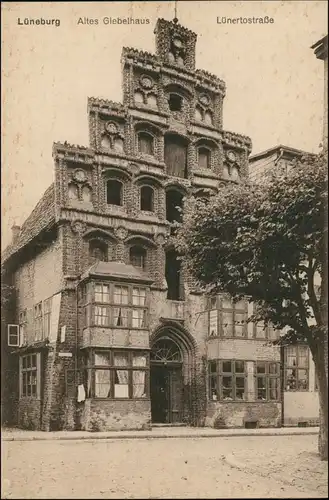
[175,149,328,460]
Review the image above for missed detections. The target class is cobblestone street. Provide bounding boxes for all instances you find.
[2,434,327,499]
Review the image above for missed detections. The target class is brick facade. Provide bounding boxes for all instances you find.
[3,18,314,431]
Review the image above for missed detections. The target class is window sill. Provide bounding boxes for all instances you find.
[19,396,41,401]
[89,397,150,402]
[284,389,310,392]
[207,335,249,340]
[209,399,281,403]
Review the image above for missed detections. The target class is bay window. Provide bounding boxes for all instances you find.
[208,296,247,338]
[85,282,148,329]
[88,350,149,399]
[208,360,246,401]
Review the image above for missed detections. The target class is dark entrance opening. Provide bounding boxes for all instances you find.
[150,338,183,424]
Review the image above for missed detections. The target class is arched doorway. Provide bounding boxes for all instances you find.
[150,337,183,424]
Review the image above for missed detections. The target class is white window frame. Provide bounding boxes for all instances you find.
[7,324,20,347]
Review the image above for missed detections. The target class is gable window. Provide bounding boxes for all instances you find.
[208,360,246,401]
[89,240,108,263]
[164,135,188,178]
[130,246,146,270]
[166,189,183,223]
[255,362,280,401]
[106,179,123,206]
[165,249,184,301]
[284,345,309,391]
[20,353,40,398]
[90,350,149,399]
[168,93,183,112]
[138,132,154,156]
[198,147,211,169]
[140,186,154,212]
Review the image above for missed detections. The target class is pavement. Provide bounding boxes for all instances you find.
[1,424,319,441]
[2,433,327,498]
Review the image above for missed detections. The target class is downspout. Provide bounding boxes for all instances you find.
[280,344,285,427]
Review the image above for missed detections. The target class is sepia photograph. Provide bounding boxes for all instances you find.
[1,0,328,498]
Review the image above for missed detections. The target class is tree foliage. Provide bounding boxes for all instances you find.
[175,149,328,460]
[176,150,327,347]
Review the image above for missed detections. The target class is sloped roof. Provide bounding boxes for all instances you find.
[1,184,56,264]
[249,144,313,162]
[81,261,154,284]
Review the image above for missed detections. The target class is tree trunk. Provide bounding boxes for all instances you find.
[312,343,328,460]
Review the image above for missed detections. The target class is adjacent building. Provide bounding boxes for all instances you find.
[2,18,317,432]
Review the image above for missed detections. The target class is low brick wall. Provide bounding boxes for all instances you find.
[18,399,42,430]
[205,401,281,428]
[80,399,151,431]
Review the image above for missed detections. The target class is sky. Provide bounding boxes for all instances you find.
[1,0,328,248]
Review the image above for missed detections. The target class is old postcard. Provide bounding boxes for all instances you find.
[1,1,328,498]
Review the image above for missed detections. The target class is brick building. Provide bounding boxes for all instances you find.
[2,18,309,432]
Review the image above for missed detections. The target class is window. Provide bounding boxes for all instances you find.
[166,190,183,223]
[168,93,183,112]
[90,350,149,399]
[95,284,110,303]
[87,283,148,329]
[114,285,129,305]
[254,321,280,341]
[94,284,110,326]
[129,246,146,270]
[165,249,184,301]
[20,353,39,398]
[209,296,247,338]
[208,360,246,401]
[255,362,280,401]
[113,285,129,327]
[43,298,52,338]
[132,287,147,329]
[89,240,108,263]
[208,297,218,337]
[138,132,154,156]
[164,135,188,178]
[198,147,211,169]
[7,324,20,347]
[19,310,27,345]
[140,186,154,212]
[284,345,309,391]
[34,302,43,341]
[106,180,123,206]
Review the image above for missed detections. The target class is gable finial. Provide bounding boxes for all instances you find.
[173,0,178,24]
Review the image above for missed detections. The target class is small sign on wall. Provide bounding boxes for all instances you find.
[60,325,66,343]
[58,352,72,358]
